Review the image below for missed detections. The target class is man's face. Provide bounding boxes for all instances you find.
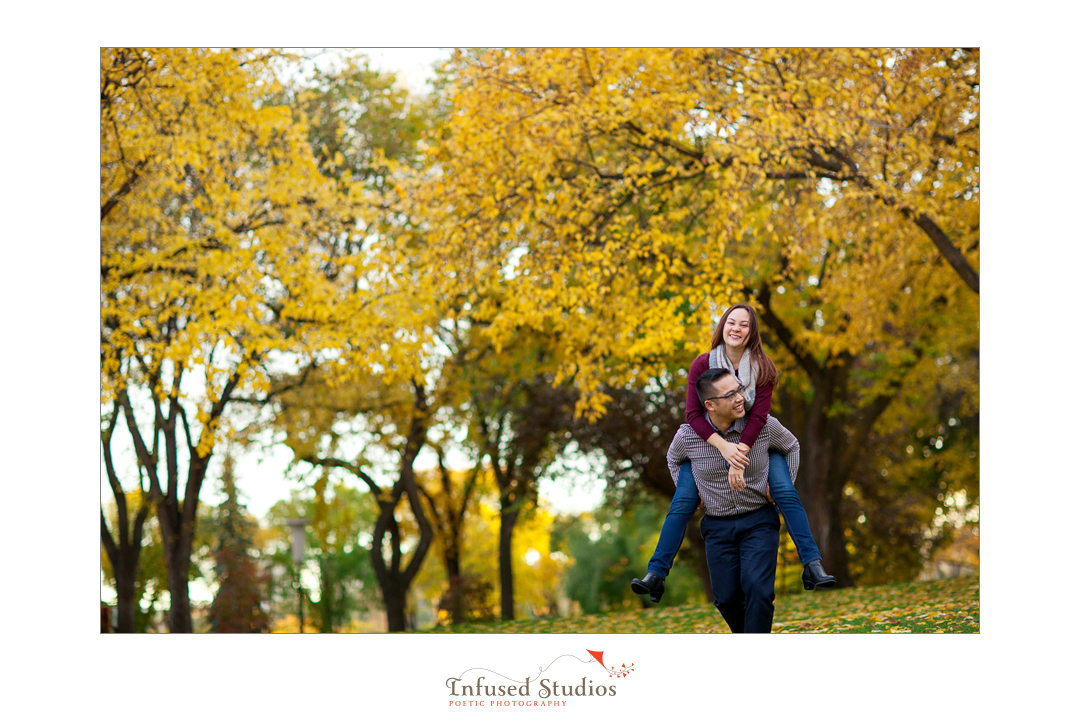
[705,375,746,422]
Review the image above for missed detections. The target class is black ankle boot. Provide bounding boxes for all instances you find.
[630,572,665,602]
[802,559,836,590]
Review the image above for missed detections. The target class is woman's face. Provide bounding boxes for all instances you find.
[723,308,752,350]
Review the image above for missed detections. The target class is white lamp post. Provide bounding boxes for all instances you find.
[286,519,309,632]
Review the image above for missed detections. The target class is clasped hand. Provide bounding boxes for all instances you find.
[719,441,750,470]
[726,465,773,502]
[721,443,768,497]
[728,465,746,491]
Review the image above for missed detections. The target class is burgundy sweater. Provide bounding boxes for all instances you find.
[685,352,773,449]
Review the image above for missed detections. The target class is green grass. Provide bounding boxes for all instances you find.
[423,574,979,633]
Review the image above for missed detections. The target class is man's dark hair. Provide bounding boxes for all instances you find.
[696,367,733,405]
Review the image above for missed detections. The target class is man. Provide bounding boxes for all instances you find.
[664,366,800,633]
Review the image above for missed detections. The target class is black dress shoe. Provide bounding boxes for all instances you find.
[802,559,836,590]
[630,572,665,602]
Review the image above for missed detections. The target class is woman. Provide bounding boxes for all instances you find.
[631,303,835,602]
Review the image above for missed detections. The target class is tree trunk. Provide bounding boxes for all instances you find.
[102,521,143,633]
[102,407,152,633]
[773,357,910,590]
[331,381,433,633]
[384,582,408,633]
[443,549,465,624]
[499,508,519,621]
[114,365,240,634]
[114,559,138,633]
[155,496,201,633]
[760,287,857,587]
[794,409,852,587]
[164,535,193,633]
[166,566,192,632]
[432,455,474,625]
[158,484,200,633]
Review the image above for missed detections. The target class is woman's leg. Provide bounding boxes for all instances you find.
[767,451,821,566]
[646,460,700,578]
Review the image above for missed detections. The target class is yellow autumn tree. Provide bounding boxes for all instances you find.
[406,48,978,585]
[412,48,978,416]
[100,48,419,632]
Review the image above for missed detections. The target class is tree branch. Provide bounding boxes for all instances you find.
[176,402,197,455]
[756,283,822,383]
[101,159,148,221]
[101,407,128,534]
[804,145,979,294]
[834,346,924,480]
[302,455,382,496]
[101,508,120,574]
[118,389,162,498]
[232,359,319,405]
[905,211,979,294]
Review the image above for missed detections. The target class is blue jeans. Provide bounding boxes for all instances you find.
[646,453,822,578]
[766,453,822,565]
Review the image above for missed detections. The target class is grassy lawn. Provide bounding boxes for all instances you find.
[423,574,979,633]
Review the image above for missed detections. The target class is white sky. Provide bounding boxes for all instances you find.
[289,47,451,94]
[354,47,451,92]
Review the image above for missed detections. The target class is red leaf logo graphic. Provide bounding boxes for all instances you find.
[587,649,634,678]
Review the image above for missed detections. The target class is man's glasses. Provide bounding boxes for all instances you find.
[705,383,747,403]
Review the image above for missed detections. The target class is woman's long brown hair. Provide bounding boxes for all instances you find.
[709,303,779,387]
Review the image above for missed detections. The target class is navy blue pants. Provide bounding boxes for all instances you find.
[700,504,781,633]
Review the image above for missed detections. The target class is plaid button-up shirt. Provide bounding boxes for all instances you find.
[666,414,800,517]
